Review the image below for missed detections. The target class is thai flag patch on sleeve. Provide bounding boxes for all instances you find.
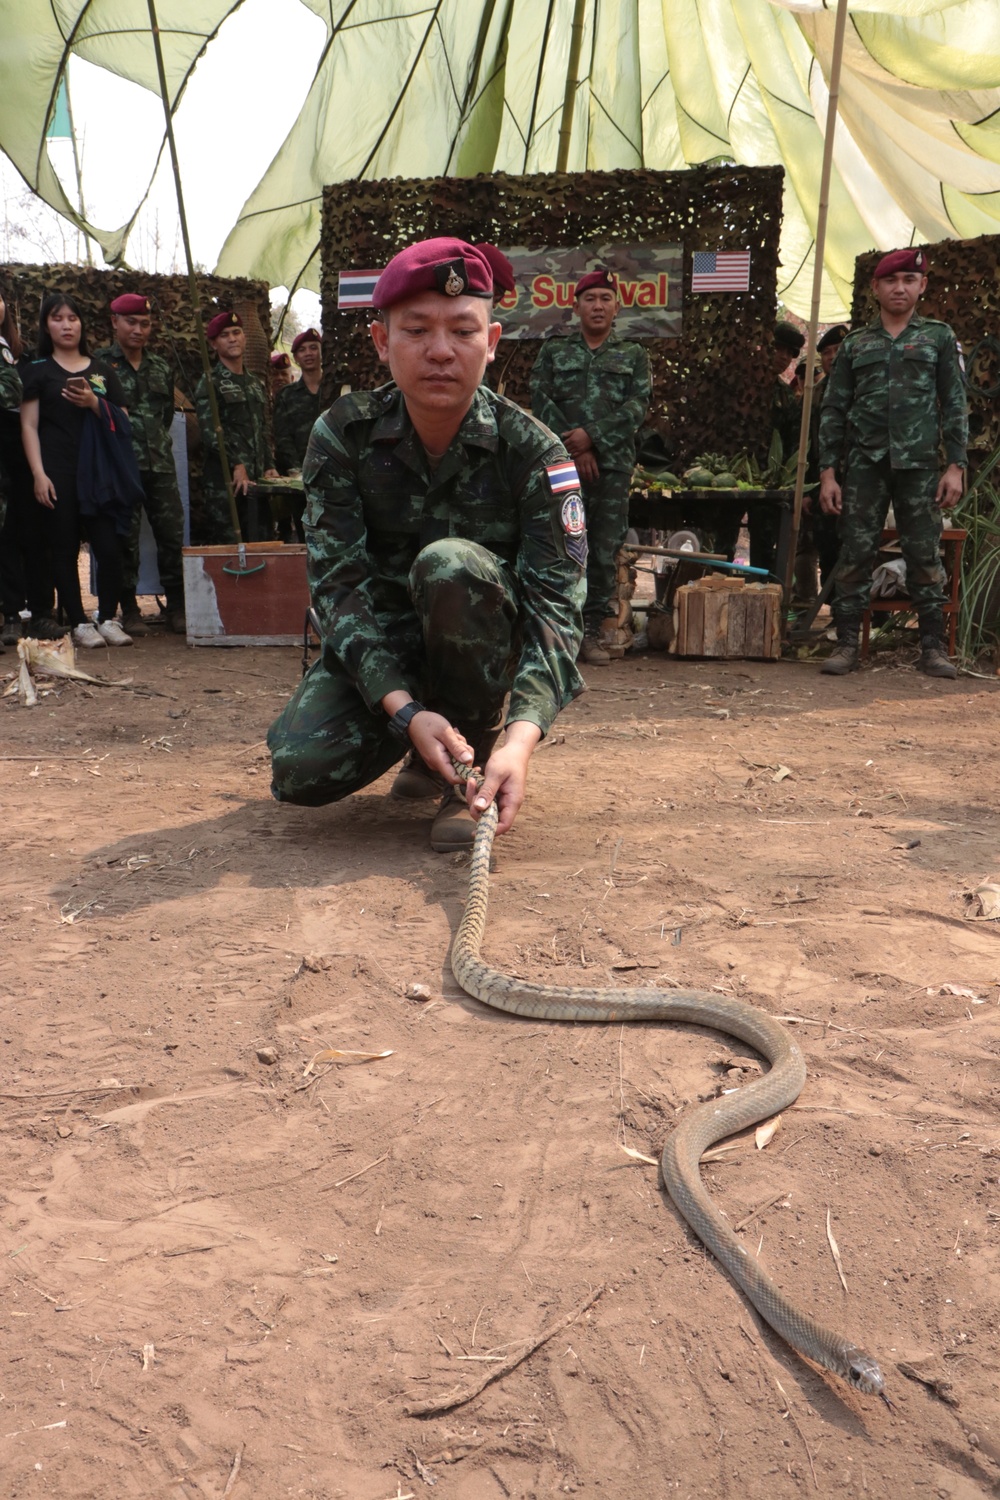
[546,460,581,494]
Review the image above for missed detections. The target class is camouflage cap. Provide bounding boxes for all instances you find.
[873,248,928,279]
[575,269,617,297]
[372,238,493,309]
[110,293,151,315]
[205,309,242,340]
[291,327,322,355]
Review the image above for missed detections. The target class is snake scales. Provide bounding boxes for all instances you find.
[450,777,887,1403]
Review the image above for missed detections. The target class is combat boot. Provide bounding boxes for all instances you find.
[119,596,149,637]
[391,750,447,800]
[580,633,611,666]
[918,636,957,679]
[820,626,860,675]
[430,728,501,852]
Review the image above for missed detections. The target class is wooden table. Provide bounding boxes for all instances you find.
[860,527,967,660]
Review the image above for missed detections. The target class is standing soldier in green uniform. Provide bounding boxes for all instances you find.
[267,237,586,851]
[819,248,966,679]
[193,310,278,544]
[272,327,323,542]
[273,328,323,475]
[95,293,186,634]
[529,269,650,665]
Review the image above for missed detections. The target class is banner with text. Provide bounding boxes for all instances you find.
[496,244,682,340]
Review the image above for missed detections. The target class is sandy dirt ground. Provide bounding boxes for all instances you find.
[2,622,999,1500]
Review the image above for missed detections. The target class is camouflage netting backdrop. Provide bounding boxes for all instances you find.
[852,236,1000,457]
[0,263,272,402]
[319,166,784,466]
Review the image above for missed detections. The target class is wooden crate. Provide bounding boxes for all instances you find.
[673,575,782,659]
[183,543,310,646]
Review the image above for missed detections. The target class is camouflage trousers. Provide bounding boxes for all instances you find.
[581,468,630,632]
[832,458,947,629]
[268,538,520,806]
[122,468,185,604]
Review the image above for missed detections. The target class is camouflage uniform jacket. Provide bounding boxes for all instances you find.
[303,382,587,736]
[818,313,968,473]
[273,377,321,473]
[194,362,274,477]
[529,330,651,471]
[0,338,21,409]
[772,377,802,460]
[94,342,176,473]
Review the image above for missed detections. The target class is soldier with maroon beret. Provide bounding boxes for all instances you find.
[193,310,278,543]
[529,267,650,664]
[818,248,966,678]
[95,290,186,632]
[267,236,585,849]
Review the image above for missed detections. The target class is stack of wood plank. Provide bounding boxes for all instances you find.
[672,575,782,659]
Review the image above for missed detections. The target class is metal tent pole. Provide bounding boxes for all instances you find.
[145,0,242,545]
[782,0,850,614]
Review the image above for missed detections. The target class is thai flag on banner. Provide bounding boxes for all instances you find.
[691,250,751,293]
[338,270,383,308]
[546,460,581,494]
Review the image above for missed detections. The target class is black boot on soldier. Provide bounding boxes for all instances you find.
[430,727,501,852]
[391,750,448,800]
[916,610,958,679]
[821,622,860,676]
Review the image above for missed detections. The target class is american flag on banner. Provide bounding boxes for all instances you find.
[691,250,751,293]
[338,270,384,308]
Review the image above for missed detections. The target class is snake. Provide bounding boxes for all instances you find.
[449,768,888,1404]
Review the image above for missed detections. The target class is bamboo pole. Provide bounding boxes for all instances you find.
[145,0,242,545]
[556,0,588,173]
[782,0,851,614]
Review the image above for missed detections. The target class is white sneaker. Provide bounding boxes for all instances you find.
[94,616,133,647]
[73,622,104,649]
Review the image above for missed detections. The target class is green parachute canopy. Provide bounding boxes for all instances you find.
[3,0,1000,318]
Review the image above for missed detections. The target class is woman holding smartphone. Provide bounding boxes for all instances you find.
[20,293,133,646]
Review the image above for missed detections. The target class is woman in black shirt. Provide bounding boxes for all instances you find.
[20,293,134,647]
[0,279,60,644]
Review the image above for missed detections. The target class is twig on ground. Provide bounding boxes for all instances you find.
[826,1207,848,1292]
[734,1190,789,1234]
[404,1285,605,1417]
[222,1443,245,1497]
[321,1152,389,1191]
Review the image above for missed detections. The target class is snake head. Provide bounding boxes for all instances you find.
[843,1346,886,1400]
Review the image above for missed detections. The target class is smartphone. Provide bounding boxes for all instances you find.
[66,376,89,392]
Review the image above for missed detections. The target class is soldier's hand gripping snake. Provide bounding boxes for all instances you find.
[450,766,888,1404]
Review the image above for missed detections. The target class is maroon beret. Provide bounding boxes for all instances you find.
[291,327,321,356]
[372,238,493,310]
[205,309,242,341]
[110,293,151,315]
[873,248,928,279]
[575,269,618,297]
[475,243,516,297]
[270,351,291,369]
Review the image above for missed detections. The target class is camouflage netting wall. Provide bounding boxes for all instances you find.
[319,166,784,465]
[0,263,272,401]
[852,237,1000,456]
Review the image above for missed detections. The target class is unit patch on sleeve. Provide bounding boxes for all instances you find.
[560,491,587,568]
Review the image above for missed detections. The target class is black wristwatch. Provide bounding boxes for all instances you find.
[386,700,427,744]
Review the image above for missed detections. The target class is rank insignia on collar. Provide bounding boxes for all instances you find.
[436,260,467,296]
